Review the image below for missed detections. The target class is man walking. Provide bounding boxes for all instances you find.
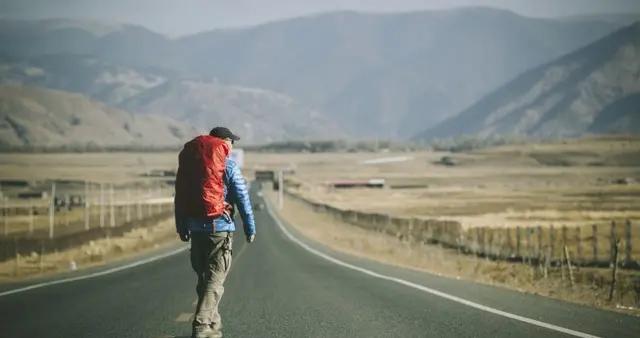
[175,127,256,338]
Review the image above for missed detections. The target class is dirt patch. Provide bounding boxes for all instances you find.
[267,190,640,316]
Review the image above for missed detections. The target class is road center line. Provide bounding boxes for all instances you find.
[0,246,188,297]
[265,200,600,338]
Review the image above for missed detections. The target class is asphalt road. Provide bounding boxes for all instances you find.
[1,184,639,338]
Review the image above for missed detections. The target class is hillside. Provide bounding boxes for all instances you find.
[122,80,343,144]
[0,54,170,107]
[0,56,340,143]
[0,85,196,149]
[0,8,626,139]
[177,8,622,137]
[416,22,640,141]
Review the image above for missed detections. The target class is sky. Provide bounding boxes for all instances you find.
[1,0,640,36]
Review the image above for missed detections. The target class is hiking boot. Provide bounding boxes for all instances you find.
[192,325,215,338]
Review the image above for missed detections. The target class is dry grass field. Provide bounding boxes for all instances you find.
[0,152,180,280]
[1,137,638,233]
[0,137,638,307]
[266,188,640,314]
[249,136,640,312]
[0,152,178,183]
[246,136,640,229]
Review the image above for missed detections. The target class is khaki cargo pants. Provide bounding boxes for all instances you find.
[190,231,233,337]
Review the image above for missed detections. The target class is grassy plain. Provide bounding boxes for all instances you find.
[1,136,638,230]
[246,136,640,229]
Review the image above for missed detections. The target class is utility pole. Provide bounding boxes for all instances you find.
[99,183,105,228]
[49,182,56,239]
[2,196,7,236]
[125,188,131,223]
[278,170,284,210]
[84,181,90,230]
[28,200,34,234]
[136,187,142,221]
[109,184,115,227]
[148,187,153,217]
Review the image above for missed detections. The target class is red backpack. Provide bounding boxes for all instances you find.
[175,135,230,218]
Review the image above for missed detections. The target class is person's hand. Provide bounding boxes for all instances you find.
[178,230,190,242]
[246,234,255,243]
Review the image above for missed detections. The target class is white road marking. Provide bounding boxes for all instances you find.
[361,156,414,165]
[0,246,188,297]
[265,200,600,338]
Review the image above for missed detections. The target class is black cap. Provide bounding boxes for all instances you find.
[209,127,240,141]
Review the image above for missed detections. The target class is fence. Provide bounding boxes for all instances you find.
[284,189,640,270]
[0,182,174,262]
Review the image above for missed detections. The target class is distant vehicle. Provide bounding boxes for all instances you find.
[329,179,385,189]
[439,156,457,166]
[145,169,176,177]
[255,170,275,181]
[17,191,48,199]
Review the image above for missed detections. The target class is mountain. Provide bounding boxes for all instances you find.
[0,54,346,143]
[176,8,624,137]
[0,55,339,143]
[0,54,171,106]
[0,9,630,140]
[415,22,640,141]
[0,85,196,149]
[120,80,343,144]
[0,19,180,71]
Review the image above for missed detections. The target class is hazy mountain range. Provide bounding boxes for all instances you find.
[0,85,195,149]
[0,8,638,148]
[417,22,640,140]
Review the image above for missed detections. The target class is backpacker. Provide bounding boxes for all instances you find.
[174,135,230,219]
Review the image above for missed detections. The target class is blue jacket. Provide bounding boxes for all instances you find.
[175,158,256,238]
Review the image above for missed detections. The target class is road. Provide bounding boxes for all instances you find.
[1,184,638,338]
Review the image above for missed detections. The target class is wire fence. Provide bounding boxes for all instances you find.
[0,182,174,262]
[283,189,640,270]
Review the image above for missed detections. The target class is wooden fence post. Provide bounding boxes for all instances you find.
[504,227,511,258]
[610,221,616,268]
[39,240,44,272]
[84,181,90,231]
[576,226,582,265]
[544,246,551,279]
[515,226,521,258]
[49,182,56,239]
[549,225,555,264]
[609,240,620,302]
[99,183,105,228]
[126,189,131,223]
[625,220,631,266]
[564,245,575,287]
[28,200,34,235]
[2,196,7,236]
[562,225,568,255]
[14,238,19,276]
[482,228,487,258]
[526,227,532,264]
[136,187,142,221]
[147,187,152,217]
[487,228,495,257]
[109,184,115,228]
[592,224,598,263]
[157,186,162,214]
[537,226,542,261]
